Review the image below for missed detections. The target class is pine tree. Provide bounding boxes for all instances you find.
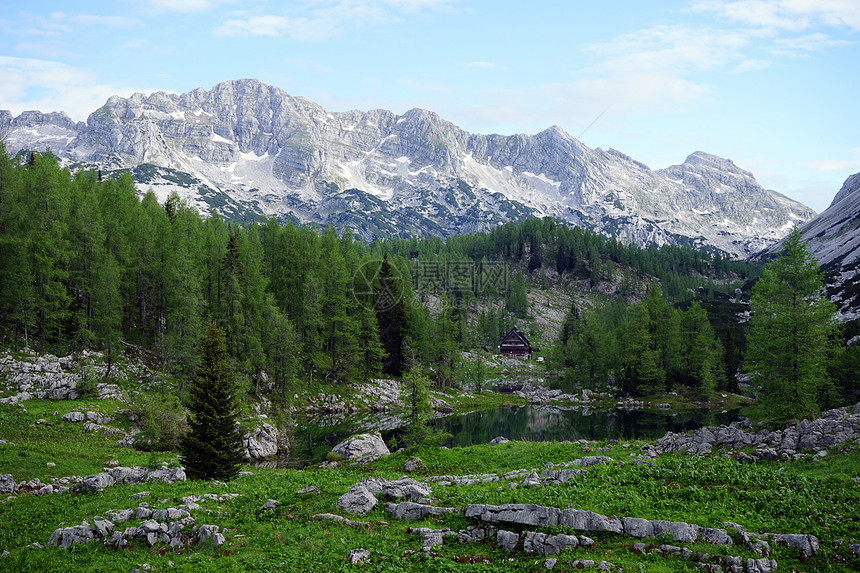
[180,322,243,480]
[745,227,840,422]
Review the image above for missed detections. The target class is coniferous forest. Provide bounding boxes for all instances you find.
[0,147,857,412]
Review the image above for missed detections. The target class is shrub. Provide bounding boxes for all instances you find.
[126,392,189,452]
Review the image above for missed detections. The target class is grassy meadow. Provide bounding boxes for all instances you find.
[1,395,859,572]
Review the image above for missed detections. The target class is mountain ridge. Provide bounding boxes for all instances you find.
[0,78,815,258]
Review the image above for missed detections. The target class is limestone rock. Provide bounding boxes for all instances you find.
[347,548,371,565]
[261,499,279,511]
[48,522,95,549]
[650,520,699,543]
[385,502,459,520]
[331,432,390,461]
[242,422,280,461]
[523,531,579,556]
[0,474,15,494]
[81,472,115,492]
[465,503,560,527]
[496,530,520,551]
[336,484,377,515]
[773,533,819,558]
[197,524,220,544]
[404,457,425,472]
[622,517,654,538]
[559,509,623,533]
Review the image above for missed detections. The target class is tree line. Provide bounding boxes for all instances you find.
[550,285,731,398]
[0,148,480,392]
[2,147,855,422]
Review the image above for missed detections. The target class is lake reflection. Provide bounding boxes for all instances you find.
[283,405,745,468]
[431,406,745,445]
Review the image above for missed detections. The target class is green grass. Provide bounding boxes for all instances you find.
[2,393,860,571]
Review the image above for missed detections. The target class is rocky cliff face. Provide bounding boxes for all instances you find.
[758,172,860,319]
[0,79,815,257]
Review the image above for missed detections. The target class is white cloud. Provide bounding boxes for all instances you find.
[804,148,860,171]
[0,56,141,121]
[214,16,337,40]
[50,12,137,28]
[772,32,855,55]
[585,25,753,74]
[146,0,228,13]
[804,159,860,171]
[733,57,772,71]
[212,0,456,39]
[692,0,860,31]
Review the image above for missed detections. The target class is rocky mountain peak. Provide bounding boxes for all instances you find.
[0,79,816,258]
[830,172,860,208]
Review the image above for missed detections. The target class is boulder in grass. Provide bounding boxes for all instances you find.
[331,432,390,461]
[336,484,377,514]
[0,474,15,494]
[80,472,115,492]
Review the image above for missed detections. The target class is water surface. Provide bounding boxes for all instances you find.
[279,405,745,468]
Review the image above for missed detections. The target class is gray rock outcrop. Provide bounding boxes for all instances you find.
[81,473,115,493]
[336,477,433,515]
[331,432,390,461]
[0,474,15,494]
[336,484,378,515]
[385,502,460,520]
[655,403,860,457]
[242,422,280,461]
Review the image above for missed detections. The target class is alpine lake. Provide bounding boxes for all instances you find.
[277,397,747,468]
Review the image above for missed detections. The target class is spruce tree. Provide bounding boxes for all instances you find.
[374,253,406,376]
[745,227,840,423]
[180,322,243,480]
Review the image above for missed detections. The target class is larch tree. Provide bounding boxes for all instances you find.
[745,227,840,423]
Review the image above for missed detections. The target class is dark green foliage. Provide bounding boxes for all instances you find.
[127,392,189,452]
[745,227,841,422]
[402,364,432,447]
[723,324,740,393]
[505,272,528,318]
[374,253,407,376]
[180,322,243,480]
[555,286,723,397]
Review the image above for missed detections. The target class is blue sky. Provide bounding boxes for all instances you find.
[1,0,857,213]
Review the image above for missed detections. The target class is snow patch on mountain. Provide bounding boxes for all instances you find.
[0,79,816,258]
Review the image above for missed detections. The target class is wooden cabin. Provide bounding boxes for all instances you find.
[499,327,532,360]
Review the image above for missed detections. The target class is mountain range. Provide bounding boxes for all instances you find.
[0,78,815,259]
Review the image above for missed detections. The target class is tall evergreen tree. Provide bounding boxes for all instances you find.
[745,227,840,422]
[374,253,407,376]
[506,272,528,319]
[722,324,740,393]
[180,322,243,481]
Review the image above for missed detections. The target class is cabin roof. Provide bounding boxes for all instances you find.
[500,326,531,347]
